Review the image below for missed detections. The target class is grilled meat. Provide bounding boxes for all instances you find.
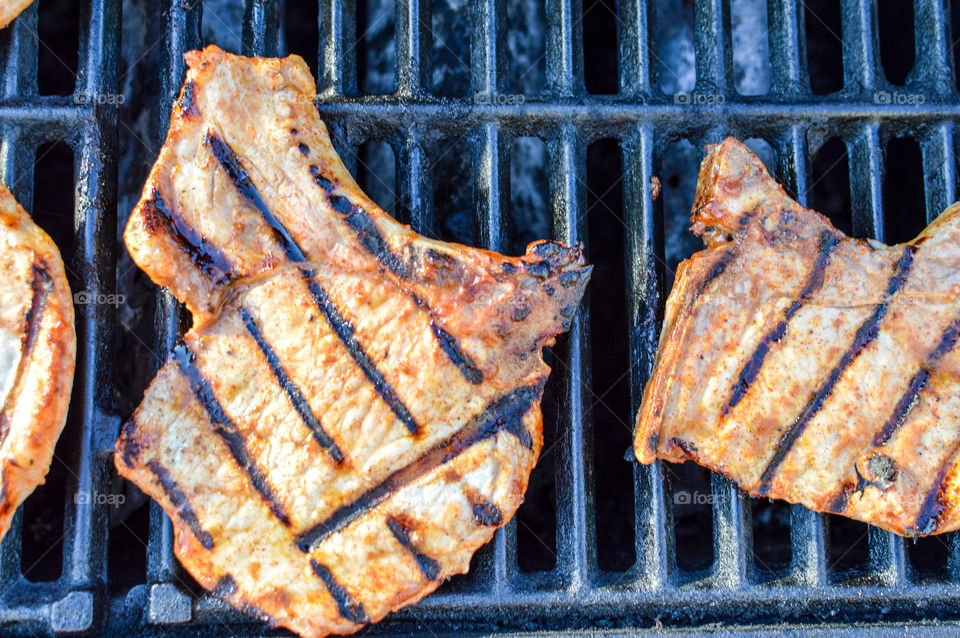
[0,1,33,29]
[0,184,75,542]
[634,137,960,537]
[116,45,589,638]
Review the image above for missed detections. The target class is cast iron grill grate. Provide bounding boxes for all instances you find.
[2,0,960,635]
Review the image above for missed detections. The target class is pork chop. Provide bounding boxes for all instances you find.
[0,183,75,542]
[634,137,960,537]
[116,45,589,637]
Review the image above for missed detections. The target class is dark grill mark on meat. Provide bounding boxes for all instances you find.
[239,307,344,463]
[205,132,306,263]
[342,208,409,276]
[757,245,918,496]
[172,342,291,525]
[141,191,238,286]
[695,248,735,297]
[310,560,369,624]
[0,262,52,447]
[910,456,958,536]
[467,493,503,526]
[295,383,541,553]
[301,275,421,435]
[119,419,141,468]
[386,517,441,581]
[310,167,410,276]
[214,574,238,596]
[206,131,421,436]
[177,80,198,116]
[145,459,214,549]
[873,312,960,446]
[725,231,840,414]
[827,485,853,513]
[671,437,697,457]
[429,319,483,384]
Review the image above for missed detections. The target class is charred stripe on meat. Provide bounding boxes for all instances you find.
[140,191,238,286]
[206,131,421,435]
[313,167,485,385]
[873,312,960,447]
[172,342,291,525]
[386,517,441,581]
[0,262,52,447]
[725,231,840,414]
[909,443,960,537]
[295,383,542,553]
[145,459,214,549]
[757,244,918,496]
[239,307,344,462]
[309,560,369,624]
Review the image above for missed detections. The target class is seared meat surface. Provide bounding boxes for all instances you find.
[0,1,32,29]
[634,137,960,537]
[0,184,75,542]
[116,46,589,638]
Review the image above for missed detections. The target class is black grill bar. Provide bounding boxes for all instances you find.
[318,1,356,97]
[1,0,959,634]
[692,0,731,94]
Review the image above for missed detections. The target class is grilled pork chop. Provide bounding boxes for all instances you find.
[634,137,960,537]
[116,45,589,637]
[0,184,75,542]
[0,1,33,29]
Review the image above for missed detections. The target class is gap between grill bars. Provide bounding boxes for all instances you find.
[2,0,960,635]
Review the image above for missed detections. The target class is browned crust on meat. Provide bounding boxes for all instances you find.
[0,0,33,30]
[634,137,960,537]
[116,45,588,638]
[0,184,76,541]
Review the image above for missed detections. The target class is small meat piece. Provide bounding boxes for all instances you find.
[0,184,75,541]
[116,46,589,638]
[0,1,33,29]
[634,137,960,537]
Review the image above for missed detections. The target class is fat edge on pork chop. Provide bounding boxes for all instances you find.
[115,45,589,638]
[634,137,960,537]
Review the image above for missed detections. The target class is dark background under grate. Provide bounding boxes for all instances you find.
[2,0,960,635]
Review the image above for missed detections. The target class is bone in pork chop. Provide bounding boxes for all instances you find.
[116,45,589,638]
[634,137,960,537]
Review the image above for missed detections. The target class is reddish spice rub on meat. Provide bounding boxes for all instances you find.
[635,137,960,537]
[116,46,589,637]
